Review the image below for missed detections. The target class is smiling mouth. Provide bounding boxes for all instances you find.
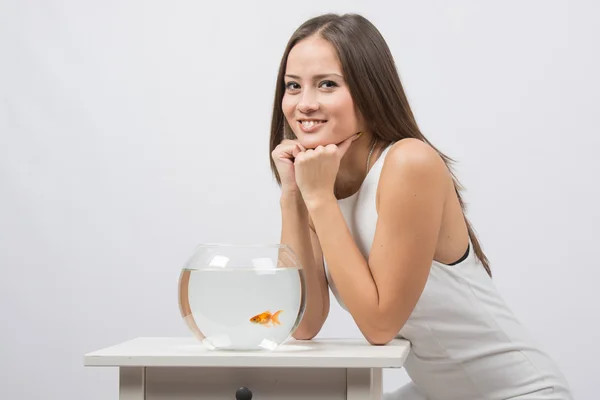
[298,120,327,129]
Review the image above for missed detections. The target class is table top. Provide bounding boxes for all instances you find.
[84,337,410,368]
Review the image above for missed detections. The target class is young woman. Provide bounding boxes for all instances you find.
[268,13,573,400]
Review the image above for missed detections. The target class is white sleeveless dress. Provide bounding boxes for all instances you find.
[323,144,573,400]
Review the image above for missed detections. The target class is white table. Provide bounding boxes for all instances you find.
[84,337,411,399]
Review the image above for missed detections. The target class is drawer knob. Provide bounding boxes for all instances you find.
[235,386,253,400]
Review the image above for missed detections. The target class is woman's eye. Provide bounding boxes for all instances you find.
[320,80,337,88]
[284,80,337,91]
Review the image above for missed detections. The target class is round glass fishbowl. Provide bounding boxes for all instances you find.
[178,244,306,351]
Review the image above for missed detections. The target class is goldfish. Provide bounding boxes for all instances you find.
[249,310,283,327]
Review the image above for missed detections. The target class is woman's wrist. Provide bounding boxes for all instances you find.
[280,190,307,209]
[303,193,337,213]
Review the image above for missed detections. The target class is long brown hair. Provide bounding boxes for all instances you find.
[268,13,491,276]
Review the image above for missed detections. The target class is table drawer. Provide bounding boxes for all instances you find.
[145,366,347,400]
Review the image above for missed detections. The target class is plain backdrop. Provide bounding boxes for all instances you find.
[1,0,598,399]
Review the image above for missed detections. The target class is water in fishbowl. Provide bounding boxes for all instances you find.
[179,266,305,351]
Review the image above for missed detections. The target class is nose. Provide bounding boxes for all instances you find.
[297,90,320,114]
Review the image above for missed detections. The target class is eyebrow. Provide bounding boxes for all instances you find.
[284,73,343,80]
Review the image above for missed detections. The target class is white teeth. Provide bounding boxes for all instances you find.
[301,121,323,128]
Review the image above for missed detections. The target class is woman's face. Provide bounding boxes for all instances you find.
[282,36,363,149]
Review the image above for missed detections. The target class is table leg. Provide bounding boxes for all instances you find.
[346,368,382,400]
[119,367,145,400]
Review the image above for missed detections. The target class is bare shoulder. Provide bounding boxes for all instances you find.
[379,138,449,188]
[374,138,453,257]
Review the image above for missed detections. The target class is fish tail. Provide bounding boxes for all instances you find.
[272,310,283,325]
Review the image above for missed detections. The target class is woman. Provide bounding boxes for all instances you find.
[269,13,573,400]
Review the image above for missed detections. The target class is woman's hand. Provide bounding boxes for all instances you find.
[294,133,361,209]
[271,139,306,195]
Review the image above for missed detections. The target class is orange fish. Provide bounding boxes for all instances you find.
[249,310,283,327]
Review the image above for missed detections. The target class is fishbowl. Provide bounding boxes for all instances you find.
[178,244,306,351]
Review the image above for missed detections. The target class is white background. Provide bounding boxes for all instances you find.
[1,1,598,399]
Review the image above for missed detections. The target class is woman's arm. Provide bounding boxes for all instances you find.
[305,139,449,345]
[279,192,329,340]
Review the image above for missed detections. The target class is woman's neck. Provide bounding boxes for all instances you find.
[334,135,382,199]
